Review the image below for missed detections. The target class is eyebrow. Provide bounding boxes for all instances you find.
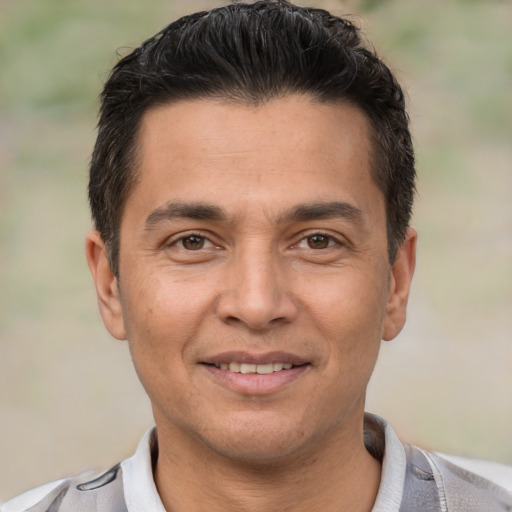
[144,200,364,229]
[278,201,364,225]
[145,202,226,229]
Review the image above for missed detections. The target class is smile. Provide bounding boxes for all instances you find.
[214,362,294,374]
[201,354,311,394]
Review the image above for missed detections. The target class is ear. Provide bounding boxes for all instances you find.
[85,230,126,340]
[382,227,417,341]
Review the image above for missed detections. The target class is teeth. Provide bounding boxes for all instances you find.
[228,362,240,372]
[256,363,273,374]
[240,363,256,374]
[215,362,296,373]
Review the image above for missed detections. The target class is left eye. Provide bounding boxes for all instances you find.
[297,234,337,249]
[179,235,209,250]
[306,234,331,249]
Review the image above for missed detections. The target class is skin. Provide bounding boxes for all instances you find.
[86,96,416,512]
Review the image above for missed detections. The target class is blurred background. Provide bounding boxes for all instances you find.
[1,0,511,501]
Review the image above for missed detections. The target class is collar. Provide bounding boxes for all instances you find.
[365,413,407,511]
[121,413,406,512]
[121,429,166,512]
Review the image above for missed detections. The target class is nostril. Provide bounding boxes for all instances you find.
[215,283,299,330]
[223,315,243,325]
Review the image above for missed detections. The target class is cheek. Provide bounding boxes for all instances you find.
[299,267,389,392]
[119,277,205,413]
[119,270,215,363]
[300,268,389,340]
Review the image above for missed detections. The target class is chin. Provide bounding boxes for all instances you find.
[211,436,302,465]
[197,413,315,465]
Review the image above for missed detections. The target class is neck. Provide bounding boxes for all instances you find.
[153,414,381,512]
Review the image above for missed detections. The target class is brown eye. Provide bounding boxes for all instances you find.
[182,235,205,250]
[307,234,330,249]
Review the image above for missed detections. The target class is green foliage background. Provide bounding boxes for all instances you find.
[1,0,511,499]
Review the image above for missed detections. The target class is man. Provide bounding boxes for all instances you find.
[3,1,511,511]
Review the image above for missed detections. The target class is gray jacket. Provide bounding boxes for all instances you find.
[4,443,511,511]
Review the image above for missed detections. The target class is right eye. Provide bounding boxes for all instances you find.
[162,231,222,264]
[179,235,207,250]
[304,234,333,249]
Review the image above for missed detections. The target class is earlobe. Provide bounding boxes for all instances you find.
[382,227,417,341]
[85,231,126,340]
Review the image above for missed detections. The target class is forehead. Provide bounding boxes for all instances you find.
[127,96,384,226]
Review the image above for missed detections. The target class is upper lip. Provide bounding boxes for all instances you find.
[201,351,311,366]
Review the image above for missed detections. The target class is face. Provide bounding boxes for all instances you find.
[87,96,416,463]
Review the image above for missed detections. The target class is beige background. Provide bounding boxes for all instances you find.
[1,0,511,501]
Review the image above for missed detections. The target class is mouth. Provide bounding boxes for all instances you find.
[200,353,311,394]
[209,361,299,374]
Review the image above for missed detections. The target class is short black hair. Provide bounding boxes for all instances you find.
[89,0,415,277]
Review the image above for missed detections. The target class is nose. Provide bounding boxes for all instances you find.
[215,246,299,331]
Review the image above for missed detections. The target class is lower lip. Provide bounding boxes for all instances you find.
[202,365,310,395]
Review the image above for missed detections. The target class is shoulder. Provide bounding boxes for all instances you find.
[429,451,512,505]
[1,480,68,512]
[434,452,512,493]
[365,413,512,511]
[1,464,127,512]
[404,444,512,511]
[1,428,158,512]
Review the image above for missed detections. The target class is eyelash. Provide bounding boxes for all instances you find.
[294,232,343,250]
[165,231,344,252]
[169,232,215,250]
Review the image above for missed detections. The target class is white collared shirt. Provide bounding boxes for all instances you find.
[3,414,511,511]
